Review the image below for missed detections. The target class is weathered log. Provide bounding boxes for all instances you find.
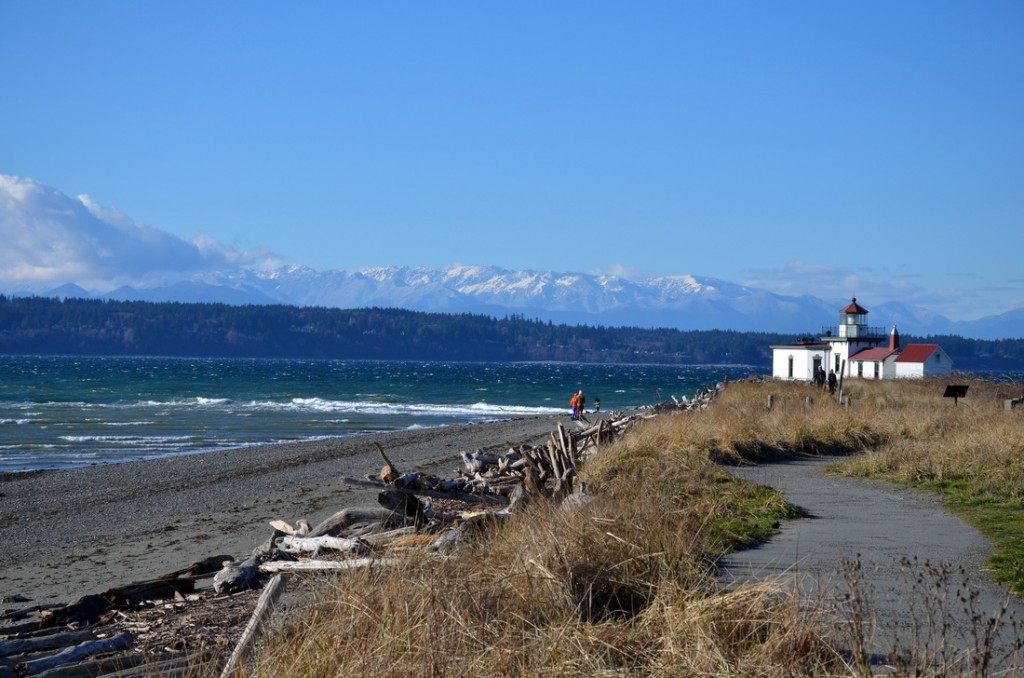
[157,555,236,581]
[358,526,417,547]
[421,498,461,524]
[0,602,62,624]
[25,651,154,678]
[219,573,286,678]
[0,630,96,659]
[83,652,213,678]
[377,489,426,526]
[546,442,564,496]
[428,512,509,554]
[499,483,530,515]
[268,519,310,536]
[570,435,580,469]
[309,507,401,537]
[522,463,550,499]
[38,594,111,629]
[259,558,398,573]
[16,631,133,675]
[343,476,508,506]
[460,449,506,474]
[392,471,424,488]
[213,553,267,594]
[431,478,465,492]
[279,535,370,557]
[105,577,196,607]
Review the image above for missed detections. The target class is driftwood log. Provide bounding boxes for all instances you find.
[16,631,134,675]
[0,630,97,658]
[219,573,286,678]
[259,558,399,573]
[279,535,370,557]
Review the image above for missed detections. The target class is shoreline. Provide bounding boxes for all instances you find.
[0,414,568,608]
[0,417,560,477]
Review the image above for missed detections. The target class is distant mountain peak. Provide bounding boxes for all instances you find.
[21,262,1019,339]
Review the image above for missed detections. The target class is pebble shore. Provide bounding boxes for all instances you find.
[0,414,565,606]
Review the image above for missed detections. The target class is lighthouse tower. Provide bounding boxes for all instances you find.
[824,297,886,375]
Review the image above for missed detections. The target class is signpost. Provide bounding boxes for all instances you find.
[943,384,969,406]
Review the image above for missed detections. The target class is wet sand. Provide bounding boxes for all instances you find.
[0,414,566,607]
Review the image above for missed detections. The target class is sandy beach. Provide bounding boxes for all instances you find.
[0,414,567,608]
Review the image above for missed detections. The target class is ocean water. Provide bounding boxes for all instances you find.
[0,356,759,473]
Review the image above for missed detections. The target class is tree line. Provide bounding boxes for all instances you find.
[1,295,1022,370]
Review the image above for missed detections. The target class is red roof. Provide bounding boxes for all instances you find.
[850,347,897,362]
[894,344,939,363]
[840,297,869,314]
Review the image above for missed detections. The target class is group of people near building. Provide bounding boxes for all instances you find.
[570,390,599,420]
[814,365,838,394]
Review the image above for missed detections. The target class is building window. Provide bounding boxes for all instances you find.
[874,362,880,379]
[788,356,793,379]
[835,355,841,372]
[857,362,863,377]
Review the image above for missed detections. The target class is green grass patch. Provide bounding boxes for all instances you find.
[700,470,808,557]
[928,487,1024,595]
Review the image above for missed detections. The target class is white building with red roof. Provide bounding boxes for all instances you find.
[771,298,954,381]
[893,343,954,378]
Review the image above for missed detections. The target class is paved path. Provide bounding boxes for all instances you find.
[718,457,1024,674]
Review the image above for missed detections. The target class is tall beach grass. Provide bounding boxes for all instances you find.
[241,375,1023,677]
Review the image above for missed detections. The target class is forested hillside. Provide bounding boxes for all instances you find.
[2,295,1022,370]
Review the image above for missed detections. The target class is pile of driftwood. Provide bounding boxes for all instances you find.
[648,383,721,415]
[0,556,240,677]
[213,414,647,591]
[0,395,724,677]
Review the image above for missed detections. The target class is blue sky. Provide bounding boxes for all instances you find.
[1,2,1022,321]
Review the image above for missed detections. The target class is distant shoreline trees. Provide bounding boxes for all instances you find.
[1,295,1022,371]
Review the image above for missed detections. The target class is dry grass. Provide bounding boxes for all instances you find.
[247,393,845,677]
[244,374,1024,677]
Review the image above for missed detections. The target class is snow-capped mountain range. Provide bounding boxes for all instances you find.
[43,264,1022,340]
[2,173,1021,339]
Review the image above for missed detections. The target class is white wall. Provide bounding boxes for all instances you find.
[772,347,827,381]
[850,355,899,380]
[851,360,881,379]
[895,348,954,378]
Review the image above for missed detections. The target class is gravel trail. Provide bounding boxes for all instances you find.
[719,457,1024,672]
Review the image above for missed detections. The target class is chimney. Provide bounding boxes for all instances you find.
[889,325,900,351]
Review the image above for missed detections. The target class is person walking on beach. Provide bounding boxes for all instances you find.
[570,391,581,420]
[827,369,837,394]
[577,391,586,416]
[594,397,601,412]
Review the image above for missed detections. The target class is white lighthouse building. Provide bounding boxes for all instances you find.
[771,297,953,381]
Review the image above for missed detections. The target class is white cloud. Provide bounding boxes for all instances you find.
[741,260,1024,321]
[743,261,927,304]
[0,174,271,293]
[588,264,647,283]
